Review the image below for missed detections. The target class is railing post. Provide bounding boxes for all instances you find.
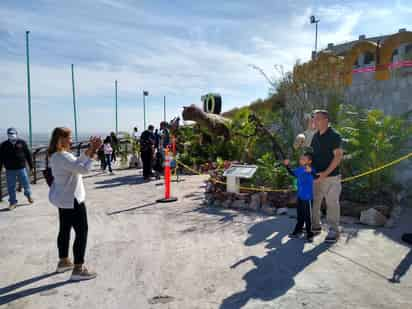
[0,168,3,202]
[32,150,37,184]
[77,143,82,157]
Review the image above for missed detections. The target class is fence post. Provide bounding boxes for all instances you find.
[77,143,82,157]
[0,169,3,202]
[32,150,38,184]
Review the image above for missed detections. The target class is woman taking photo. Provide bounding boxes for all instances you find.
[48,127,102,281]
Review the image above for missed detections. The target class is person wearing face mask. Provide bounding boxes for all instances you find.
[0,128,34,210]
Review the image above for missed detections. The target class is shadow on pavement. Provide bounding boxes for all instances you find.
[106,201,159,215]
[0,281,73,305]
[0,272,58,295]
[0,272,74,306]
[94,175,145,189]
[389,248,412,283]
[220,216,331,308]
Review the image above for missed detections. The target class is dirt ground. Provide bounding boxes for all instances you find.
[0,168,411,309]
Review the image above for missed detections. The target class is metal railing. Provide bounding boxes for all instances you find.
[0,138,133,201]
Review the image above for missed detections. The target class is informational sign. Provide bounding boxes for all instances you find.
[223,165,258,179]
[223,165,258,193]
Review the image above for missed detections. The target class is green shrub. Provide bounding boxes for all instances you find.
[337,105,412,200]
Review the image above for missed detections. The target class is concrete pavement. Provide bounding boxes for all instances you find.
[0,169,411,308]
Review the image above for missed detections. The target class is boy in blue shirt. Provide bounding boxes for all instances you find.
[283,151,317,242]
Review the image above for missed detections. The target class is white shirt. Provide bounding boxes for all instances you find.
[103,143,113,155]
[49,151,93,209]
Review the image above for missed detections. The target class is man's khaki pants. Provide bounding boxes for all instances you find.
[312,175,342,233]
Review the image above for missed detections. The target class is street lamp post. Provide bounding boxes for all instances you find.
[25,31,33,149]
[71,64,79,143]
[143,90,149,129]
[163,96,166,123]
[115,80,118,135]
[310,15,320,56]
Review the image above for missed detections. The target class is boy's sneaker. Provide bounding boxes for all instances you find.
[27,196,34,204]
[312,227,322,235]
[71,265,97,281]
[56,259,74,273]
[325,231,339,243]
[289,231,303,239]
[8,203,17,210]
[388,274,401,284]
[306,233,314,243]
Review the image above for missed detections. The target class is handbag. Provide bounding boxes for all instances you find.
[43,156,54,187]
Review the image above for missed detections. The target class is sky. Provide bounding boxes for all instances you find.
[1,0,412,136]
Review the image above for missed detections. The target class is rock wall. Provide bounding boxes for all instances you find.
[344,69,412,187]
[283,68,412,188]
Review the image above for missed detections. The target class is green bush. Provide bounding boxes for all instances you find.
[245,152,293,189]
[337,105,412,201]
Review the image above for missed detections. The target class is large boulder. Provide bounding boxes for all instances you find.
[222,200,232,208]
[232,200,248,209]
[341,201,392,218]
[276,207,288,216]
[360,208,387,227]
[261,205,276,215]
[249,193,261,211]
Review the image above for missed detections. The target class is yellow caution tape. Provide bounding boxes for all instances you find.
[175,151,412,192]
[340,151,412,183]
[175,159,291,192]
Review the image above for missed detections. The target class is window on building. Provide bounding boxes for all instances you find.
[404,44,412,60]
[391,49,399,63]
[363,52,375,66]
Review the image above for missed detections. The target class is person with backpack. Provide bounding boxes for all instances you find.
[48,127,102,281]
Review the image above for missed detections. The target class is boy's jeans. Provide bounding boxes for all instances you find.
[312,175,342,233]
[6,168,32,205]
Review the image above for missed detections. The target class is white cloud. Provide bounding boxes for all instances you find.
[1,0,410,135]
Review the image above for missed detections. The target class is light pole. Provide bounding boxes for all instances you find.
[143,90,149,129]
[115,80,118,135]
[310,15,320,55]
[25,31,33,149]
[163,96,166,123]
[71,64,79,143]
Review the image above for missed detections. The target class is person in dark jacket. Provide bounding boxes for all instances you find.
[154,129,160,150]
[109,132,119,162]
[140,125,155,181]
[0,128,34,210]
